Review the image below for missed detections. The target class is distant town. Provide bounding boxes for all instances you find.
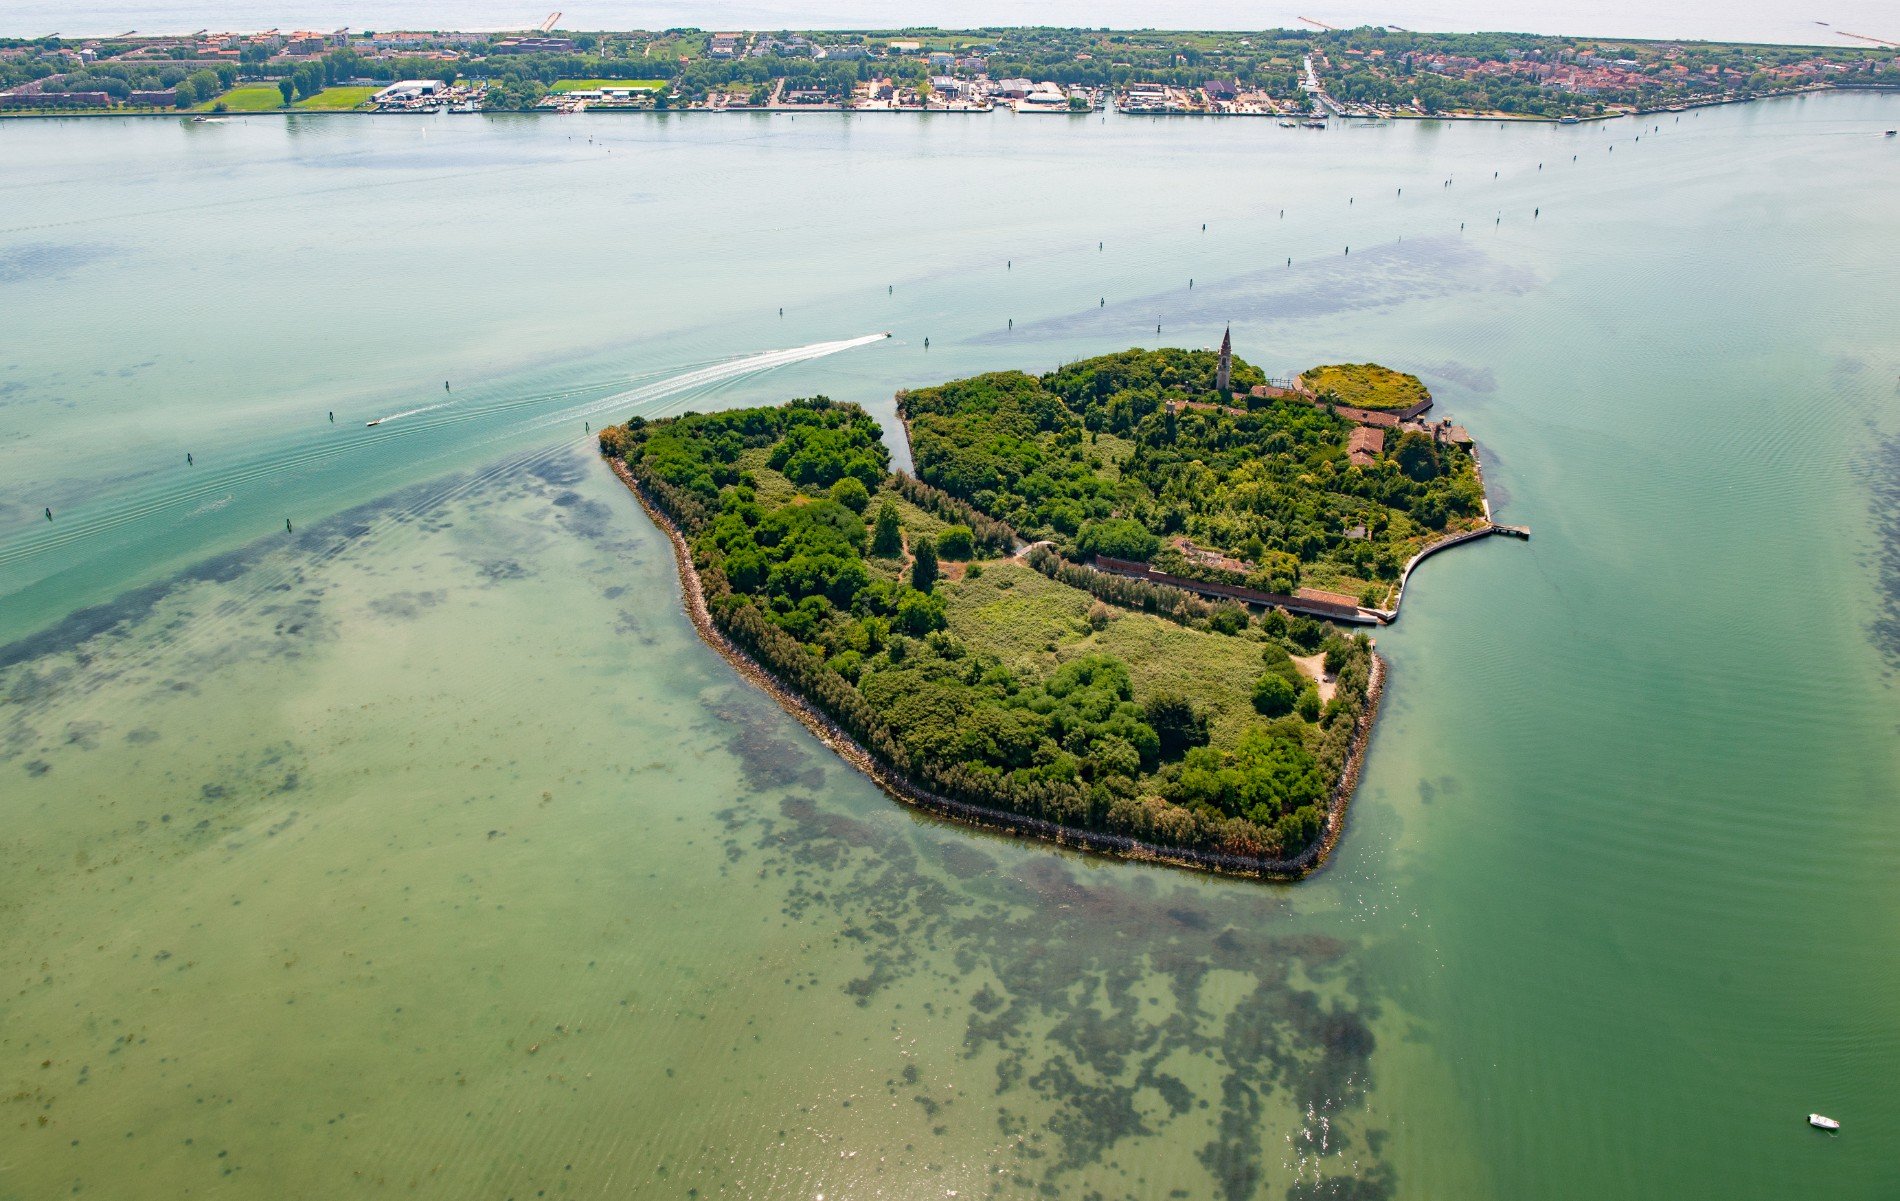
[2,23,1896,121]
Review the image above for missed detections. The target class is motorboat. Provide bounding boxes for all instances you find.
[1809,1113,1841,1131]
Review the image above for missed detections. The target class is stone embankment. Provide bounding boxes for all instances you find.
[607,455,1381,881]
[1369,446,1529,620]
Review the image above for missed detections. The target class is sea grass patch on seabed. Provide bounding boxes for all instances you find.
[713,769,1393,1200]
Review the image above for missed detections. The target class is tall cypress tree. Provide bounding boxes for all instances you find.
[910,536,938,592]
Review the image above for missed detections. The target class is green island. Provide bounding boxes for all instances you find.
[600,346,1508,875]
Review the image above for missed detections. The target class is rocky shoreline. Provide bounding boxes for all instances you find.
[607,454,1385,881]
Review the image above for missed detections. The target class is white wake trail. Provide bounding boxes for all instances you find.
[581,332,890,425]
[366,400,454,426]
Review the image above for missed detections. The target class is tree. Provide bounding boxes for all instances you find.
[910,536,939,592]
[1297,685,1322,722]
[174,79,197,106]
[870,502,903,556]
[1252,672,1297,717]
[278,78,296,106]
[828,476,870,514]
[1244,550,1300,595]
[1392,429,1441,482]
[1209,603,1249,635]
[1077,517,1159,562]
[936,525,975,560]
[1144,693,1209,759]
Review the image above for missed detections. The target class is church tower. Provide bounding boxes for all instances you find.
[1215,326,1232,395]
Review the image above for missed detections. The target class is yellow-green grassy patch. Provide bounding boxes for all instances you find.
[198,83,285,112]
[940,559,1270,748]
[1302,362,1430,411]
[295,86,378,110]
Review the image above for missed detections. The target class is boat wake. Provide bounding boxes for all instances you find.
[365,401,453,427]
[0,333,890,583]
[586,332,890,424]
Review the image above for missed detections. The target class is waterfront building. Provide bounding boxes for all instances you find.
[1348,427,1387,466]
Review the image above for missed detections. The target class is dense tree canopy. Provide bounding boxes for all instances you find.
[604,388,1381,864]
[901,347,1485,601]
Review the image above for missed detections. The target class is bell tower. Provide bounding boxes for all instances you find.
[1215,326,1232,395]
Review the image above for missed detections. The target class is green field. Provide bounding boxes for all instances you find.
[940,559,1285,750]
[1301,362,1432,410]
[296,86,378,110]
[197,83,286,112]
[552,79,667,92]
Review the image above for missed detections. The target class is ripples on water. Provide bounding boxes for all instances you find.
[5,94,1899,1199]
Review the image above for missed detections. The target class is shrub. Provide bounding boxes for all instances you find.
[936,524,975,560]
[1288,615,1328,651]
[1208,603,1250,635]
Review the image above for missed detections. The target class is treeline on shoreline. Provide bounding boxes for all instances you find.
[6,24,1894,116]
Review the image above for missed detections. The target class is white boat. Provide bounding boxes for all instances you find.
[1809,1113,1840,1131]
[365,419,382,427]
[1015,83,1073,114]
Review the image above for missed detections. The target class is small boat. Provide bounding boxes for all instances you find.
[1809,1113,1840,1131]
[1279,120,1297,128]
[1887,130,1897,137]
[366,418,382,427]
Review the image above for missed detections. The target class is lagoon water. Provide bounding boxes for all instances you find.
[3,95,1898,1199]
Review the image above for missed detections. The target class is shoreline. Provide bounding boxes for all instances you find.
[606,453,1384,881]
[3,83,1886,123]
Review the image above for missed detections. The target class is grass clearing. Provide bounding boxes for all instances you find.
[941,559,1270,749]
[734,450,800,507]
[1089,431,1136,481]
[1302,362,1430,411]
[552,79,667,92]
[198,83,286,112]
[295,86,377,110]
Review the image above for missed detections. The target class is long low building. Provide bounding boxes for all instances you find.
[373,79,444,103]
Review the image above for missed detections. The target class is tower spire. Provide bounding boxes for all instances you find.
[1216,325,1232,394]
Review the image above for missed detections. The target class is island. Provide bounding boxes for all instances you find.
[599,343,1516,877]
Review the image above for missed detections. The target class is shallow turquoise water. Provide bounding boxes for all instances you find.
[2,96,1897,1199]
